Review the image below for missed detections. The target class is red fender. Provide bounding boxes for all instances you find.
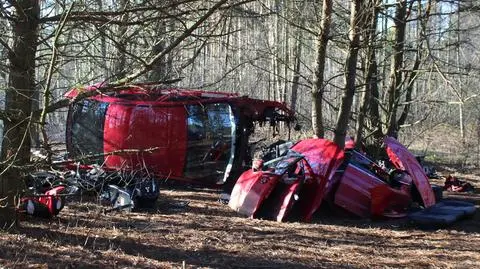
[229,170,280,217]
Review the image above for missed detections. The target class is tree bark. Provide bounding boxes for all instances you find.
[149,20,172,81]
[333,0,362,148]
[290,0,307,113]
[311,0,333,138]
[0,0,40,227]
[113,0,129,80]
[290,37,301,113]
[356,1,381,150]
[386,0,407,138]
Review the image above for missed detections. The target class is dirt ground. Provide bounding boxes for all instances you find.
[0,165,479,269]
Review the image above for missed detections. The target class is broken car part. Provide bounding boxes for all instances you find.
[230,137,472,224]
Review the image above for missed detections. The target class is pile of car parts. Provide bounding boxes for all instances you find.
[19,187,66,218]
[229,139,344,222]
[229,137,476,228]
[18,165,160,218]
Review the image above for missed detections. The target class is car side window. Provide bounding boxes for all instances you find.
[186,105,206,140]
[184,103,235,182]
[69,99,109,162]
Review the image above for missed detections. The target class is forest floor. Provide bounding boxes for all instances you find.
[0,164,479,269]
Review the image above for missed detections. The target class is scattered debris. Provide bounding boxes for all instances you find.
[101,177,159,213]
[19,185,66,218]
[218,193,231,205]
[408,200,476,228]
[18,165,161,217]
[229,137,476,227]
[19,84,475,228]
[415,155,440,179]
[18,171,71,218]
[444,175,475,193]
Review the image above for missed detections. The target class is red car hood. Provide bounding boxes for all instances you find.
[384,137,436,207]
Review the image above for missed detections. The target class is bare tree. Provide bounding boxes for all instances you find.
[0,0,40,227]
[311,0,333,138]
[355,0,381,150]
[385,0,408,138]
[333,0,363,148]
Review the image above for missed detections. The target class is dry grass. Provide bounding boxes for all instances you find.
[0,166,479,269]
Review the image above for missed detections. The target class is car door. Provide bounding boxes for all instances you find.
[184,103,236,183]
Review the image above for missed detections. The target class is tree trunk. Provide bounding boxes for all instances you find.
[113,0,129,79]
[290,0,307,113]
[96,0,108,75]
[282,0,290,104]
[290,37,302,113]
[333,0,362,148]
[356,1,380,150]
[386,0,407,138]
[149,21,170,81]
[0,0,40,227]
[311,0,333,138]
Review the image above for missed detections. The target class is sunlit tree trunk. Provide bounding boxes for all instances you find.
[311,0,333,138]
[356,1,381,150]
[290,37,302,113]
[333,0,362,148]
[386,0,407,138]
[149,21,171,81]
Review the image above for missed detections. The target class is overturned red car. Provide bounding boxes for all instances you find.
[229,137,441,222]
[65,83,295,186]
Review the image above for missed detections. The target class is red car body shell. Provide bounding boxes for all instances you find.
[65,83,295,184]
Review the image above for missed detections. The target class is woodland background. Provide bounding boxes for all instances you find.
[1,0,480,223]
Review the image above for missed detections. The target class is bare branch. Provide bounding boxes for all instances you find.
[32,0,231,119]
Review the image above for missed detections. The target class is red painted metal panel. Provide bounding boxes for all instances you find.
[384,137,436,207]
[229,170,279,217]
[334,164,387,218]
[230,155,311,222]
[290,139,345,221]
[273,181,301,222]
[103,104,187,177]
[103,103,133,169]
[370,185,410,218]
[168,106,188,176]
